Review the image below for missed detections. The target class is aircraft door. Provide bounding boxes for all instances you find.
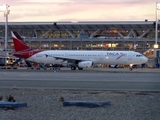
[128,52,132,60]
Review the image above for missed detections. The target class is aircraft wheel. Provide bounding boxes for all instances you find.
[129,68,133,71]
[53,67,56,70]
[71,66,76,70]
[78,67,83,70]
[37,67,40,70]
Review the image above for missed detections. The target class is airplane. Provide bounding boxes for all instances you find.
[11,31,148,71]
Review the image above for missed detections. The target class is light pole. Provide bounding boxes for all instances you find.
[0,4,10,51]
[154,2,160,49]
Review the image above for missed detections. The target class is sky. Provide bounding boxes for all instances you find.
[0,0,158,22]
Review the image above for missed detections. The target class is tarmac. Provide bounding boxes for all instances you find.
[0,66,160,73]
[0,67,160,91]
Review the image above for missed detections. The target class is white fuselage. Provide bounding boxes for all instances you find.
[26,50,148,65]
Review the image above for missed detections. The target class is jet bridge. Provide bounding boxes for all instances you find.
[144,49,160,68]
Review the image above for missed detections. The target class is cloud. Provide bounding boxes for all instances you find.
[0,0,157,22]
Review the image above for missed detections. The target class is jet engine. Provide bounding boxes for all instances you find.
[78,61,93,68]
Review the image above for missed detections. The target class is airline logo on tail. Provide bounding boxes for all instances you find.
[11,31,31,52]
[11,31,42,59]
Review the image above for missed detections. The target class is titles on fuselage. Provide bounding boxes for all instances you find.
[106,52,127,56]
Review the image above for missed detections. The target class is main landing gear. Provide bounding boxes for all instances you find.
[71,66,83,70]
[71,66,76,70]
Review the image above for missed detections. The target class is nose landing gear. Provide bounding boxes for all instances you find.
[129,67,133,71]
[129,64,133,71]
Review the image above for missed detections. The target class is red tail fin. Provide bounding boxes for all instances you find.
[11,31,31,52]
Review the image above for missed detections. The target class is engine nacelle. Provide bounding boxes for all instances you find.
[78,61,93,68]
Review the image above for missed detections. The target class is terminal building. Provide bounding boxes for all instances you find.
[0,21,159,51]
[0,21,160,67]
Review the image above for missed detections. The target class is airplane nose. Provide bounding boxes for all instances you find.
[144,57,148,63]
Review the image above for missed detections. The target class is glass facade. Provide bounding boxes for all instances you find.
[0,22,159,53]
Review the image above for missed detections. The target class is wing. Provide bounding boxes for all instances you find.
[53,56,83,63]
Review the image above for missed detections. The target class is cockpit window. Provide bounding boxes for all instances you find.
[136,54,143,57]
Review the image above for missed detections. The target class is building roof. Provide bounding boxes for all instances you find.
[0,21,157,30]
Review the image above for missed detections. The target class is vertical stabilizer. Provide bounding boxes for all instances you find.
[11,31,31,52]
